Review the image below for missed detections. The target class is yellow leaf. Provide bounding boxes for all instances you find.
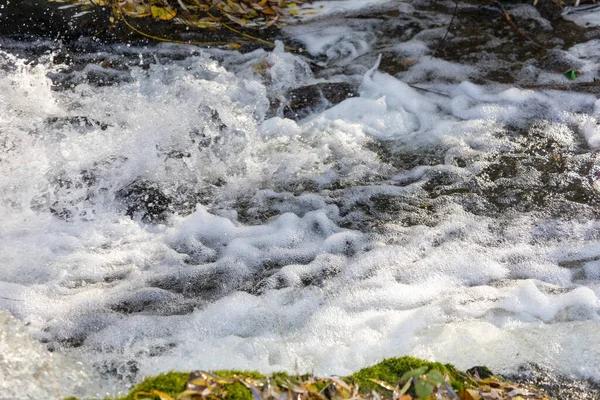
[136,390,175,400]
[151,5,176,20]
[459,389,482,400]
[196,21,218,28]
[203,372,233,384]
[367,379,396,392]
[135,4,152,16]
[176,389,210,400]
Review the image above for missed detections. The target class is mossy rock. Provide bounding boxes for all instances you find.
[349,356,467,394]
[116,370,266,400]
[107,357,470,400]
[117,372,189,400]
[212,370,266,380]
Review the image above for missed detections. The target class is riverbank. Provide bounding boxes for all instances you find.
[64,356,549,400]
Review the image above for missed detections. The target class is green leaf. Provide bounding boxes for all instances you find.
[400,366,428,382]
[565,69,578,80]
[414,380,434,400]
[426,369,444,384]
[398,379,412,396]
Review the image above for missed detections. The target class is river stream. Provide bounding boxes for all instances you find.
[1,0,600,398]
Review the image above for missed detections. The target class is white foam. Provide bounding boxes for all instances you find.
[295,0,393,20]
[569,39,600,62]
[284,24,376,65]
[413,319,600,379]
[0,312,103,399]
[1,26,600,396]
[562,4,600,27]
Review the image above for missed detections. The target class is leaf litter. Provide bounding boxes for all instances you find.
[130,368,551,400]
[50,0,312,28]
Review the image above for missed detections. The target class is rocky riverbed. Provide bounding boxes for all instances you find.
[1,1,600,399]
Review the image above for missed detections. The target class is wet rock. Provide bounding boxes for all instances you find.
[536,49,585,73]
[0,0,112,40]
[45,116,109,133]
[254,260,342,294]
[79,64,134,86]
[506,363,600,400]
[471,149,600,216]
[283,82,359,120]
[97,359,140,384]
[108,288,193,315]
[467,366,494,379]
[369,193,437,226]
[173,237,220,265]
[41,313,117,349]
[148,266,235,300]
[116,180,172,223]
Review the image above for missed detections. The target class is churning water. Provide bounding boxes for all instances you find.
[1,0,600,398]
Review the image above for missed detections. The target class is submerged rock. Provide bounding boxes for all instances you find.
[116,180,172,223]
[283,82,359,120]
[506,363,600,400]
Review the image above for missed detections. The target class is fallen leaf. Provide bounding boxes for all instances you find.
[151,5,176,20]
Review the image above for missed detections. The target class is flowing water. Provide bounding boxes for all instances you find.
[1,0,600,398]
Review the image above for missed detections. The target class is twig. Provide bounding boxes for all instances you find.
[522,80,600,91]
[116,6,300,52]
[0,295,24,302]
[119,13,245,47]
[493,0,546,48]
[432,0,460,58]
[408,83,450,97]
[206,9,300,52]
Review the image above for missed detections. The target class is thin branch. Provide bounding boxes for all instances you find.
[522,80,600,92]
[432,0,460,58]
[493,0,546,48]
[0,295,24,302]
[408,83,450,97]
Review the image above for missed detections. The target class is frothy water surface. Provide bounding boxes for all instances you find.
[2,1,600,397]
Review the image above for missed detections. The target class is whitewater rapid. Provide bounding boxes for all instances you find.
[1,0,600,398]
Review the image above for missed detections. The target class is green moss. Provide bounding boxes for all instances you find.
[115,370,270,400]
[215,370,265,400]
[306,378,329,393]
[117,372,189,400]
[270,371,295,383]
[223,382,252,400]
[269,372,329,391]
[466,366,494,379]
[213,370,266,380]
[88,357,480,400]
[349,356,466,393]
